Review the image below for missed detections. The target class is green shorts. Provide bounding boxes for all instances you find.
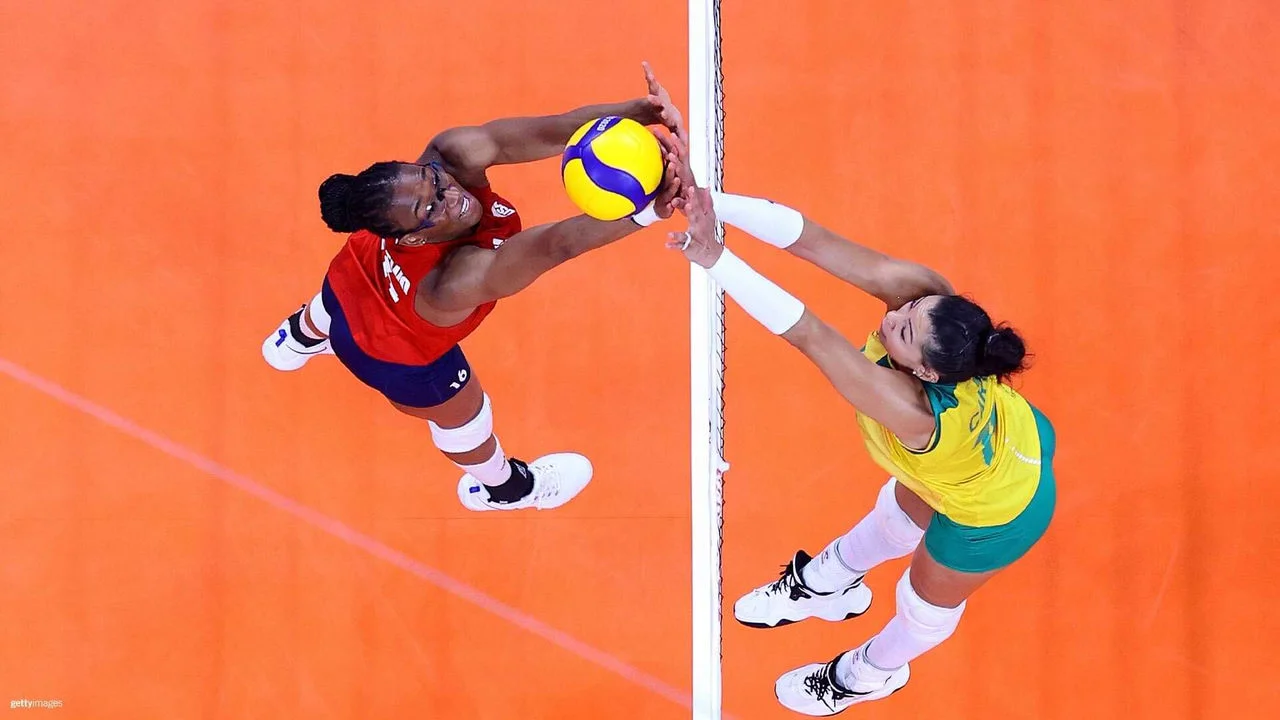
[923,405,1057,574]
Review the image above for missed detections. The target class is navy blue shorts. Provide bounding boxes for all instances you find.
[321,280,472,408]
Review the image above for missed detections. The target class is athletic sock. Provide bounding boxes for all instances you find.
[288,308,326,347]
[479,458,534,503]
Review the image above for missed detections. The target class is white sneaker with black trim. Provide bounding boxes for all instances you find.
[733,551,872,628]
[262,305,332,371]
[456,454,593,512]
[774,646,910,716]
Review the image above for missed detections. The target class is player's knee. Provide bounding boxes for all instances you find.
[896,568,965,644]
[876,478,926,547]
[429,393,495,455]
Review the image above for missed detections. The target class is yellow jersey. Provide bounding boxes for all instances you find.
[854,332,1044,527]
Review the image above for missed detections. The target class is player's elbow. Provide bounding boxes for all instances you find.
[780,310,826,351]
[878,261,954,306]
[428,127,500,172]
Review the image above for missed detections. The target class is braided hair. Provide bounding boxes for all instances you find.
[317,161,406,238]
[923,295,1029,384]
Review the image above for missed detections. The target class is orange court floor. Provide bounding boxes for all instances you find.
[2,1,1278,719]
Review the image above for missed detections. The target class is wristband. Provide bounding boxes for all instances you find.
[631,201,661,227]
[706,247,806,335]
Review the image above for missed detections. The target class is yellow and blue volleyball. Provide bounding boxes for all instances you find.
[561,116,664,221]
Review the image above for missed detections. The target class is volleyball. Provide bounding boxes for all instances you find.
[561,116,664,221]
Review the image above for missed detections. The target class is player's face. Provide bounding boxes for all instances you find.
[879,295,941,377]
[384,162,484,242]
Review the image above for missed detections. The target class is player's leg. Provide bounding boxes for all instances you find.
[772,552,992,717]
[387,371,592,512]
[733,478,929,629]
[262,289,334,371]
[773,421,1056,716]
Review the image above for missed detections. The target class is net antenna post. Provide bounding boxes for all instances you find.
[689,1,727,718]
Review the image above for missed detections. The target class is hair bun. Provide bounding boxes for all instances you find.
[318,173,359,233]
[979,326,1027,377]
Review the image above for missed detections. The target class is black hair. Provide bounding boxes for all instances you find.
[923,295,1029,384]
[317,161,406,238]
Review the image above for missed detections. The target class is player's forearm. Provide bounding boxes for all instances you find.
[484,215,640,298]
[536,99,654,146]
[709,191,953,306]
[484,99,653,164]
[789,230,952,307]
[542,213,642,262]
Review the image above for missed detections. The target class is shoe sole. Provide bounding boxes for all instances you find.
[737,605,868,629]
[736,588,872,629]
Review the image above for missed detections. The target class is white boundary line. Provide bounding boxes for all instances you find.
[0,355,696,711]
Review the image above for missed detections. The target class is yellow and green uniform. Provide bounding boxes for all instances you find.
[855,332,1057,573]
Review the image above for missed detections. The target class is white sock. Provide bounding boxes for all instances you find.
[302,291,331,339]
[802,479,925,593]
[802,537,862,593]
[837,568,965,691]
[708,191,805,249]
[458,438,512,487]
[835,645,894,693]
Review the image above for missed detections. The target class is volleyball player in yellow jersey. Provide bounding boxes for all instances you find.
[665,184,1056,715]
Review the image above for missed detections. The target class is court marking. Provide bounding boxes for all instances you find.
[0,355,699,714]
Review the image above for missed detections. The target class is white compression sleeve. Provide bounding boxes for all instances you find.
[705,248,806,335]
[708,191,805,249]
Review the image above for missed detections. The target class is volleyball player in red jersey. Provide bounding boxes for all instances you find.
[262,63,688,512]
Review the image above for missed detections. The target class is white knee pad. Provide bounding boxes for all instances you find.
[896,568,965,645]
[876,478,926,549]
[429,393,494,454]
[307,291,332,335]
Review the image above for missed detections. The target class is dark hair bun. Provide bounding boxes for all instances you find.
[979,326,1027,377]
[318,173,359,233]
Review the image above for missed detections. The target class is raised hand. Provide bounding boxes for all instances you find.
[665,186,723,269]
[640,61,689,146]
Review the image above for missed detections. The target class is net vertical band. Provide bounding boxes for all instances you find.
[689,0,727,718]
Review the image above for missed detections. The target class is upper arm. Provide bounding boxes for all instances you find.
[420,117,564,182]
[783,311,937,447]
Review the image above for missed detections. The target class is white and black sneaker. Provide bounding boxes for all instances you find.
[456,453,592,512]
[774,647,910,716]
[262,305,333,371]
[733,551,872,628]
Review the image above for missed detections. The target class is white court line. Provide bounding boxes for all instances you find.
[1144,536,1183,630]
[0,355,696,712]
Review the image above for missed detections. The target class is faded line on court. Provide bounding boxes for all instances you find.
[0,355,696,713]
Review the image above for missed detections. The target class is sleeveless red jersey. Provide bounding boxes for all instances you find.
[324,184,522,365]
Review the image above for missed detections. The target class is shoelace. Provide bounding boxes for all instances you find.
[765,562,813,601]
[801,661,850,709]
[526,464,561,507]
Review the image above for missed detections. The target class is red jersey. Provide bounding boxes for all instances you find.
[324,184,523,365]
